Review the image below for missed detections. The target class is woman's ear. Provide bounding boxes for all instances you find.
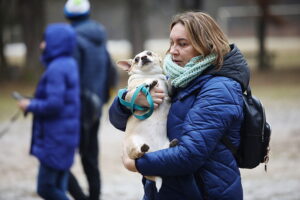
[116,59,132,72]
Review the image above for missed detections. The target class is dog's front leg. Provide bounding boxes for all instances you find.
[125,135,150,159]
[142,79,158,90]
[149,80,158,89]
[169,138,179,147]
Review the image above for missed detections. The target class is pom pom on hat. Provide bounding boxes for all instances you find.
[64,0,90,18]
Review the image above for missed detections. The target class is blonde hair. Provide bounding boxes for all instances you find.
[169,11,230,69]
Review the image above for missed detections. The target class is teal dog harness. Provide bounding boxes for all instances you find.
[118,83,154,120]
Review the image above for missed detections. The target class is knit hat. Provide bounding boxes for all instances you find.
[64,0,90,18]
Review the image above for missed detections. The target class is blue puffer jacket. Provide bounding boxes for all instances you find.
[27,23,80,171]
[72,19,112,105]
[109,44,250,200]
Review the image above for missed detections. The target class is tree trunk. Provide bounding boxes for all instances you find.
[256,0,271,70]
[127,0,147,57]
[257,11,269,70]
[0,0,8,75]
[18,0,45,70]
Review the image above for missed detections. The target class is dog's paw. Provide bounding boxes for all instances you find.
[128,144,149,159]
[169,138,179,147]
[149,80,158,89]
[141,143,150,152]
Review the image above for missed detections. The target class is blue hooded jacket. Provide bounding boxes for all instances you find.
[72,19,112,105]
[27,23,80,170]
[109,44,250,200]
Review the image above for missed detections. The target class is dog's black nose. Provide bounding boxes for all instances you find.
[141,56,147,61]
[141,55,151,65]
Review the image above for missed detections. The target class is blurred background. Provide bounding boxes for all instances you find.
[0,0,299,200]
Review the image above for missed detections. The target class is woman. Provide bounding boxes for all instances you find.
[109,11,250,200]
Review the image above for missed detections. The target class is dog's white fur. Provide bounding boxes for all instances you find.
[117,50,171,190]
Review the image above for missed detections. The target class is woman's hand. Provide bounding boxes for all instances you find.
[125,85,166,109]
[18,99,30,112]
[122,150,138,172]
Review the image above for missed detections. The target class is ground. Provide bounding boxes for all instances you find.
[0,68,300,200]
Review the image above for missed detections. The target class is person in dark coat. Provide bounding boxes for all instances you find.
[18,23,80,200]
[109,12,250,200]
[64,0,117,200]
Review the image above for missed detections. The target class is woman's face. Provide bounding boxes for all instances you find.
[169,23,199,67]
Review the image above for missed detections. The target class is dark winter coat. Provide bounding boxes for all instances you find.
[71,18,117,128]
[109,44,250,200]
[27,23,80,170]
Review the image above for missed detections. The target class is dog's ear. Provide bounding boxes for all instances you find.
[117,59,132,72]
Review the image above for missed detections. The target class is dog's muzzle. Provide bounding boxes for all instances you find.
[141,56,151,65]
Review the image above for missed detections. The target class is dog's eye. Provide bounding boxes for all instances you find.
[134,57,140,63]
[147,51,152,56]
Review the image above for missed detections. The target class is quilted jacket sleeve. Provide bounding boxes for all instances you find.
[136,78,243,176]
[27,63,65,116]
[109,96,131,131]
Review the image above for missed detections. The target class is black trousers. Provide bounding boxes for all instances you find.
[68,119,101,200]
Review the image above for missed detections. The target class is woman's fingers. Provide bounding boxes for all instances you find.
[153,98,163,106]
[151,87,165,108]
[122,152,138,172]
[152,93,165,100]
[151,86,164,95]
[125,85,166,108]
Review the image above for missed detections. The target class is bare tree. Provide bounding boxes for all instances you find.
[17,0,46,70]
[127,0,147,57]
[0,0,15,76]
[0,0,45,80]
[0,0,8,74]
[256,0,270,70]
[255,0,283,70]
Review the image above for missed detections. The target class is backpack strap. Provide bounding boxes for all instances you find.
[221,86,252,158]
[245,86,253,104]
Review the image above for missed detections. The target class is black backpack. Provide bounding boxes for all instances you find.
[221,86,272,171]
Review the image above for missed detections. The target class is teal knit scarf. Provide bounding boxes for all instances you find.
[163,54,217,88]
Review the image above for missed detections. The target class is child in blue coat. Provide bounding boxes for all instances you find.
[18,23,80,200]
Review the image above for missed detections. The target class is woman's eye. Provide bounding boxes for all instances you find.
[134,57,139,63]
[179,42,187,47]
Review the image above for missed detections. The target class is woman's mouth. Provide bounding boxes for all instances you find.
[173,59,181,65]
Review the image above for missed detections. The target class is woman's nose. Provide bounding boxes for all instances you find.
[169,45,178,55]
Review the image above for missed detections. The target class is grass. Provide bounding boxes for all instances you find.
[0,81,36,121]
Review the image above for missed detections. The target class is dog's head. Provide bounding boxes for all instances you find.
[117,50,162,75]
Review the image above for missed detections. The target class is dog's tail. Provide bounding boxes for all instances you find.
[155,176,163,191]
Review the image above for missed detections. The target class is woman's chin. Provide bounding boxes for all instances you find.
[175,61,183,66]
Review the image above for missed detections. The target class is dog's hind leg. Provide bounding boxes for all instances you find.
[128,147,142,159]
[145,176,163,191]
[127,142,149,159]
[155,176,163,191]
